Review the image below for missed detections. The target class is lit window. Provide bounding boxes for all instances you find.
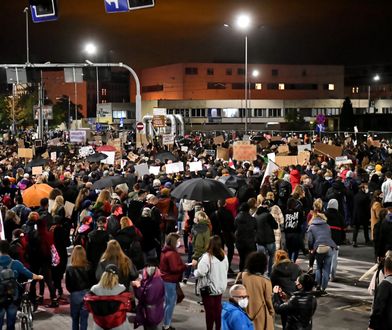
[255,83,263,90]
[356,87,359,93]
[278,83,285,90]
[328,84,335,91]
[101,88,107,96]
[352,87,355,94]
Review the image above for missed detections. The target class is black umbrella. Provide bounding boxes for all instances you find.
[86,152,108,163]
[219,175,247,190]
[26,157,47,168]
[171,178,234,201]
[92,175,128,190]
[156,151,177,162]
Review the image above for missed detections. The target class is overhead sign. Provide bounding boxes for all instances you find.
[128,0,155,10]
[30,0,58,23]
[34,105,53,120]
[104,0,129,13]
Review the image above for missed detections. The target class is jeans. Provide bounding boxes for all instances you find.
[201,294,222,330]
[70,290,89,330]
[315,248,333,290]
[330,246,339,279]
[163,282,177,327]
[0,303,18,330]
[257,243,276,275]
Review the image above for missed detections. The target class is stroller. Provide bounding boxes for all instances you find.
[84,291,132,329]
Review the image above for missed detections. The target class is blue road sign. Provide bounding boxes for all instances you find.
[30,0,58,23]
[120,117,124,128]
[104,0,129,13]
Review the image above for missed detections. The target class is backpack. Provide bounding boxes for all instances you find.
[0,261,18,307]
[278,182,290,199]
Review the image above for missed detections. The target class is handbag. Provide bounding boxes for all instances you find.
[176,283,185,304]
[198,255,213,296]
[51,244,60,267]
[316,244,331,254]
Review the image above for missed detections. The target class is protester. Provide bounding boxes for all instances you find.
[191,211,211,267]
[86,216,110,270]
[352,183,371,247]
[284,197,304,262]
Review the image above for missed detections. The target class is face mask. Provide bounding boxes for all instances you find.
[364,188,369,194]
[146,266,156,277]
[238,298,249,309]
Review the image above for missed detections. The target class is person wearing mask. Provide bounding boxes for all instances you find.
[195,236,229,330]
[221,284,254,330]
[132,258,165,330]
[0,240,44,330]
[191,211,211,267]
[65,245,94,330]
[273,273,317,330]
[237,251,274,330]
[368,256,392,330]
[160,233,187,330]
[352,183,371,247]
[86,216,110,271]
[234,203,257,272]
[307,199,337,295]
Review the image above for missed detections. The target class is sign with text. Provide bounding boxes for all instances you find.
[18,148,33,159]
[69,130,87,144]
[233,144,257,161]
[162,134,175,145]
[314,143,342,160]
[275,155,298,168]
[134,163,149,178]
[277,145,289,154]
[217,147,229,160]
[32,166,43,176]
[189,161,203,172]
[149,166,161,176]
[297,144,311,153]
[165,162,184,174]
[213,135,225,145]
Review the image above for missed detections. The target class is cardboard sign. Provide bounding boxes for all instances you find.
[127,152,139,162]
[100,151,115,165]
[149,166,161,176]
[181,146,188,152]
[162,134,175,145]
[18,148,33,159]
[205,149,216,157]
[134,163,149,178]
[297,151,311,165]
[233,144,257,161]
[297,144,311,153]
[165,162,184,174]
[314,143,342,160]
[189,161,203,172]
[213,135,225,145]
[277,145,289,154]
[41,151,49,159]
[64,201,75,219]
[267,153,276,163]
[270,136,282,142]
[50,152,57,162]
[289,138,300,146]
[259,140,269,149]
[32,166,43,176]
[275,156,298,167]
[17,139,25,148]
[217,147,229,160]
[69,130,87,144]
[48,138,61,146]
[234,140,251,145]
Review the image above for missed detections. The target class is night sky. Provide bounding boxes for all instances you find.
[1,1,391,71]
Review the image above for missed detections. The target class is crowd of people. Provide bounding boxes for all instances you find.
[0,130,392,330]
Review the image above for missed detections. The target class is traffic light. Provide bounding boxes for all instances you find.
[128,0,155,10]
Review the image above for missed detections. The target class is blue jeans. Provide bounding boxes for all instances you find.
[163,281,177,327]
[257,243,276,276]
[315,248,333,290]
[0,303,18,330]
[70,290,89,330]
[330,247,339,279]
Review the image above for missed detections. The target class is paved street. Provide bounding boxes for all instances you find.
[12,232,375,330]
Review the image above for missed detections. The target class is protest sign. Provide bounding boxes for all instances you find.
[275,155,298,167]
[270,136,282,142]
[41,151,49,159]
[50,152,57,162]
[18,148,33,159]
[100,151,115,165]
[165,162,184,174]
[69,130,87,144]
[314,143,342,160]
[127,152,139,162]
[277,145,289,154]
[297,144,311,153]
[149,166,161,176]
[205,149,216,157]
[17,139,25,148]
[181,146,188,152]
[217,147,229,160]
[297,151,311,165]
[233,144,257,161]
[107,138,122,153]
[267,153,276,163]
[134,163,149,178]
[189,161,203,172]
[64,201,75,219]
[32,166,43,176]
[213,135,224,145]
[79,146,95,158]
[162,134,175,145]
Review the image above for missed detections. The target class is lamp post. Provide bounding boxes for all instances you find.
[368,74,380,113]
[235,14,251,133]
[84,43,100,123]
[23,7,30,64]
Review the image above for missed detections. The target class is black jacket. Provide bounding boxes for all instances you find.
[87,229,110,268]
[325,208,345,245]
[325,181,346,217]
[273,291,317,330]
[270,260,302,295]
[210,207,235,237]
[136,216,160,253]
[254,209,278,245]
[114,226,144,269]
[234,211,256,250]
[369,276,392,330]
[377,215,392,257]
[352,190,370,225]
[65,266,94,292]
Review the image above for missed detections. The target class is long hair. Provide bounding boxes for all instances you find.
[95,190,111,205]
[51,195,64,216]
[273,249,290,266]
[310,198,327,221]
[206,235,225,260]
[49,188,62,201]
[98,271,119,290]
[371,190,382,207]
[120,216,133,229]
[75,187,90,210]
[100,240,132,277]
[71,245,89,268]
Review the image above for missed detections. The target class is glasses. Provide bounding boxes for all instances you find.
[233,295,249,299]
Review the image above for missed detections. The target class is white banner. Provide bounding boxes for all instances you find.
[166,162,184,174]
[0,210,4,240]
[189,161,203,172]
[134,163,150,178]
[69,130,87,144]
[267,153,276,162]
[149,166,161,176]
[79,146,95,158]
[162,134,175,145]
[100,151,115,165]
[297,144,311,153]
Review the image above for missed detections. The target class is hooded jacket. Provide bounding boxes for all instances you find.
[325,203,345,246]
[270,260,302,295]
[221,301,254,330]
[290,169,301,192]
[192,219,211,260]
[307,217,337,251]
[377,215,392,257]
[254,208,278,245]
[234,211,257,250]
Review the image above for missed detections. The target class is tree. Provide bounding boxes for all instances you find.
[50,95,82,128]
[15,87,37,127]
[284,108,307,130]
[0,95,11,129]
[340,97,355,131]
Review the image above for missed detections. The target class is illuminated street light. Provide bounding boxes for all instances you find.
[368,74,381,113]
[236,14,251,30]
[84,42,97,55]
[252,69,259,77]
[373,74,380,82]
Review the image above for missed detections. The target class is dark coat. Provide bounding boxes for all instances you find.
[270,260,302,296]
[325,208,346,245]
[352,190,370,225]
[114,226,144,269]
[87,229,110,269]
[137,216,160,253]
[368,277,392,330]
[65,265,94,292]
[377,215,392,257]
[325,181,346,217]
[234,211,257,250]
[255,209,278,245]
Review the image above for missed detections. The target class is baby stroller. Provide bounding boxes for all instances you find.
[84,291,132,329]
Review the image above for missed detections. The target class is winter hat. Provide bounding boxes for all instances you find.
[375,164,383,172]
[153,179,161,187]
[142,207,151,217]
[327,199,339,211]
[164,181,172,189]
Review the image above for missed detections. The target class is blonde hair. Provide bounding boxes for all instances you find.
[75,188,90,210]
[194,211,209,223]
[311,198,327,221]
[266,192,275,200]
[51,195,64,216]
[292,185,304,197]
[100,240,132,278]
[98,271,119,290]
[71,245,89,268]
[95,190,111,205]
[120,216,133,229]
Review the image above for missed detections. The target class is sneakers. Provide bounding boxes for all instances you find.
[320,290,328,296]
[46,299,59,308]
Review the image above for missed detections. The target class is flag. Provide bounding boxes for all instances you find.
[0,210,4,240]
[261,160,280,186]
[228,158,235,169]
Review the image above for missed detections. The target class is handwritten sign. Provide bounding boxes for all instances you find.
[162,134,175,145]
[217,147,229,160]
[134,163,149,178]
[18,148,33,159]
[69,130,86,144]
[149,166,161,176]
[277,145,289,154]
[275,156,298,167]
[233,144,257,161]
[297,144,311,153]
[32,166,43,176]
[189,161,203,172]
[213,135,225,145]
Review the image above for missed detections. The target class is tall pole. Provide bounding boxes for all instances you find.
[23,7,30,64]
[74,82,78,129]
[367,85,371,113]
[68,96,71,129]
[96,67,100,123]
[244,35,248,133]
[11,84,16,134]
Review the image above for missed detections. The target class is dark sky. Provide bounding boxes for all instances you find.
[1,0,391,71]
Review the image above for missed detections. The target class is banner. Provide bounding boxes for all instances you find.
[149,166,161,176]
[162,134,175,145]
[213,135,224,145]
[32,166,43,176]
[79,146,95,158]
[165,162,184,174]
[233,144,257,161]
[134,163,149,178]
[275,155,298,167]
[297,144,311,153]
[217,147,229,160]
[189,161,203,172]
[18,148,33,159]
[100,151,115,165]
[314,143,342,160]
[69,130,87,144]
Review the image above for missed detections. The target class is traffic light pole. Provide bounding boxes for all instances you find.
[0,62,142,136]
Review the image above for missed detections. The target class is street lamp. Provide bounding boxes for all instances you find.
[84,42,100,123]
[235,14,252,133]
[368,74,381,113]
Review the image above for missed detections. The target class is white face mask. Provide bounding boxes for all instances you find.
[238,298,249,309]
[146,266,156,277]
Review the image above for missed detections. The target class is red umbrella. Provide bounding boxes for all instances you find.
[96,145,117,152]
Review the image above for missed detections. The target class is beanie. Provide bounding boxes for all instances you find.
[327,199,338,211]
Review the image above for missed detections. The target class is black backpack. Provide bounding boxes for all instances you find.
[278,181,290,199]
[0,261,18,307]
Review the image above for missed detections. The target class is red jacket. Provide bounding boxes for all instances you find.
[159,245,186,283]
[290,169,301,192]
